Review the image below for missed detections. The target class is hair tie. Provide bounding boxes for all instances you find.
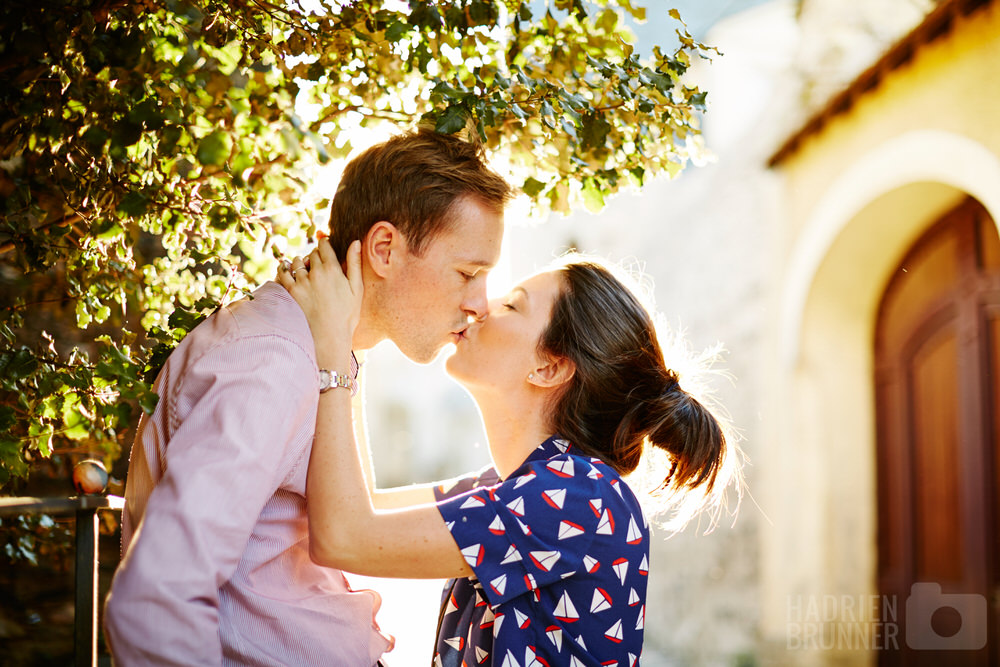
[664,378,680,394]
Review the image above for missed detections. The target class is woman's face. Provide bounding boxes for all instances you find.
[445,269,563,391]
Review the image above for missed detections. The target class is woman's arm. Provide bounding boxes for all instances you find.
[279,240,470,579]
[310,375,470,577]
[350,355,437,509]
[372,484,438,509]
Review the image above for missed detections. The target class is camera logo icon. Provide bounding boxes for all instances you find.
[906,583,987,650]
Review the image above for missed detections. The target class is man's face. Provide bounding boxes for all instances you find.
[381,196,504,363]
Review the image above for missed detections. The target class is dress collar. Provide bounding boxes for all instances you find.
[520,434,574,466]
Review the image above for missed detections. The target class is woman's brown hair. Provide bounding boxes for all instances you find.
[539,257,739,523]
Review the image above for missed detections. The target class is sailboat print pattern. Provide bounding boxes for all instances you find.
[432,435,648,666]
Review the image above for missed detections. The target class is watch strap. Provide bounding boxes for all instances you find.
[318,353,360,396]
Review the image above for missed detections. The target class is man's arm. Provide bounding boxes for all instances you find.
[104,335,317,665]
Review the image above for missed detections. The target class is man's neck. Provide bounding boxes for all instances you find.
[350,319,384,352]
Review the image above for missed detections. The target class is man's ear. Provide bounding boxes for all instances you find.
[527,354,576,389]
[364,221,402,279]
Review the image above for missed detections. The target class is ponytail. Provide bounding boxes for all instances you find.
[540,257,739,528]
[643,376,725,494]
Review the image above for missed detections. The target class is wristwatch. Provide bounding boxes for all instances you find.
[318,368,353,394]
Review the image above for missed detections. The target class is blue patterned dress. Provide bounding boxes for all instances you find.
[432,435,649,667]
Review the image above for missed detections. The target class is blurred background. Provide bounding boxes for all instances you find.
[357,0,1000,665]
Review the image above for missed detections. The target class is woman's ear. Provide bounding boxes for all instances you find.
[364,221,401,279]
[528,354,575,389]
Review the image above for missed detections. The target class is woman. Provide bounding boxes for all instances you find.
[278,240,739,667]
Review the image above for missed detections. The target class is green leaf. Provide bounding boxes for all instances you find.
[40,396,61,421]
[3,348,39,380]
[522,177,546,197]
[196,131,233,167]
[689,91,708,111]
[75,300,92,328]
[385,21,409,42]
[138,389,160,415]
[28,421,55,456]
[62,411,90,441]
[0,406,15,432]
[580,113,611,151]
[82,126,108,149]
[435,106,467,134]
[629,166,645,186]
[581,178,605,212]
[118,192,148,217]
[167,306,210,333]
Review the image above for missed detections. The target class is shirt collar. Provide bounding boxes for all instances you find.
[521,434,574,466]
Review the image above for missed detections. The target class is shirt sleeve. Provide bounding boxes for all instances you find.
[436,455,602,607]
[433,465,501,502]
[104,334,317,666]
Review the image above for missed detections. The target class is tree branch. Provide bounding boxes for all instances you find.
[0,212,83,257]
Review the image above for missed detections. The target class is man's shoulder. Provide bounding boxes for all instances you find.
[226,282,307,336]
[183,282,307,345]
[166,282,313,372]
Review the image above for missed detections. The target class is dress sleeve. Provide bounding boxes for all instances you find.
[104,334,317,666]
[433,465,501,502]
[436,455,603,607]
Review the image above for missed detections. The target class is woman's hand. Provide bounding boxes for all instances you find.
[277,239,363,365]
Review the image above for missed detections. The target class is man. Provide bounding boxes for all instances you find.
[103,129,513,665]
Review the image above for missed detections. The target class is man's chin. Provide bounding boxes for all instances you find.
[396,341,449,365]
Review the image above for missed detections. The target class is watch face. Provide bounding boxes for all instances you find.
[318,369,332,391]
[318,368,354,394]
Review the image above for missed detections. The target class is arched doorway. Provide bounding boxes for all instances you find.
[876,197,1000,665]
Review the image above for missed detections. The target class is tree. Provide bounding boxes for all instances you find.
[0,0,713,489]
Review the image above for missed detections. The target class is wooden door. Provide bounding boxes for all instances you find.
[876,197,1000,665]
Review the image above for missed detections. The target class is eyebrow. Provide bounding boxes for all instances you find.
[460,257,497,269]
[510,286,529,302]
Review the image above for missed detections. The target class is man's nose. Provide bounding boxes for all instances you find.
[463,283,489,322]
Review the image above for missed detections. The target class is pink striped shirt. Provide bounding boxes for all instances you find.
[104,282,390,666]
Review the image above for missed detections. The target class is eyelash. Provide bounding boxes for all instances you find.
[502,303,515,310]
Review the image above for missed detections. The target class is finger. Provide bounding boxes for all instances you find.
[287,256,308,281]
[276,263,296,289]
[275,259,289,282]
[307,245,324,272]
[346,240,363,296]
[317,237,337,265]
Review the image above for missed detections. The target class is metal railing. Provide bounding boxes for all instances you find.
[0,493,124,667]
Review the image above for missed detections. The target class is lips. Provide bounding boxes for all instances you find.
[451,320,478,343]
[449,325,468,344]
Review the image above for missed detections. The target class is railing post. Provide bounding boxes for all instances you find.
[74,506,99,667]
[1,493,123,666]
